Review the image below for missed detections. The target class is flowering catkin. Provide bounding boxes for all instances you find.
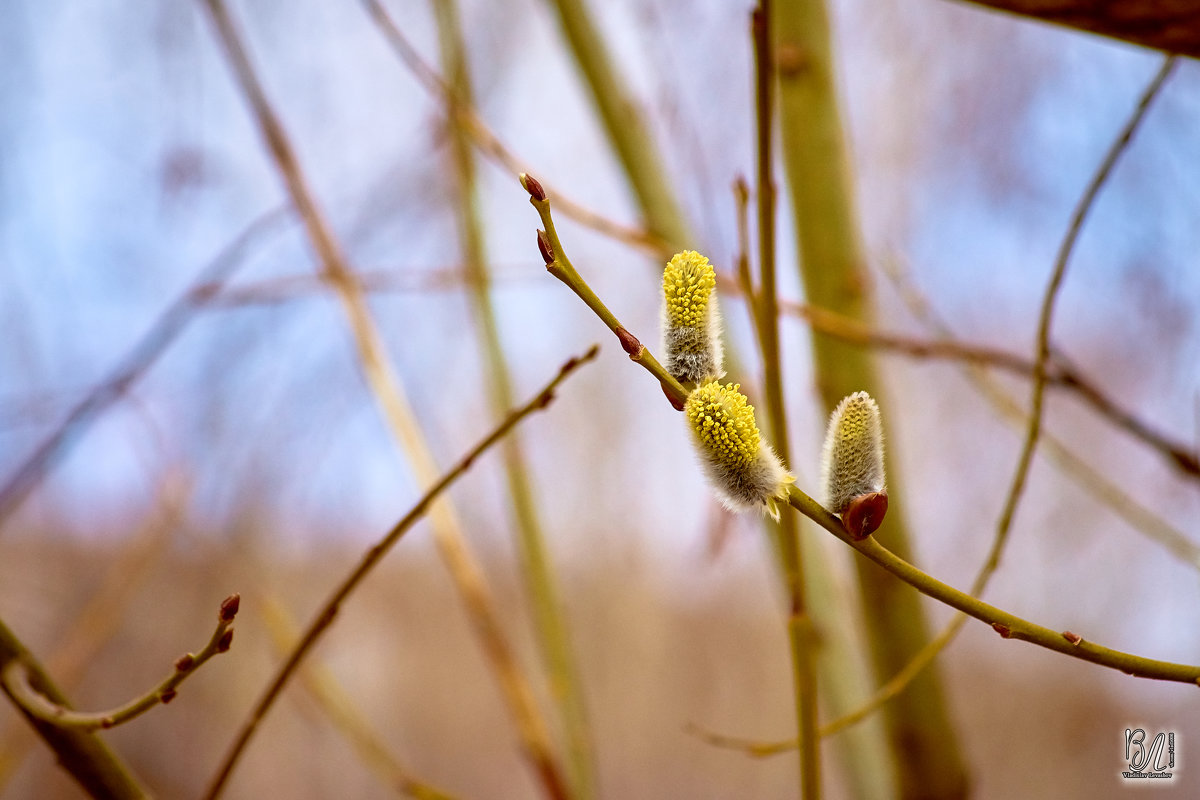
[685,381,794,520]
[820,391,888,537]
[661,250,724,384]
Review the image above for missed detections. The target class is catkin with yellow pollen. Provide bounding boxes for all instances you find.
[685,381,794,520]
[661,250,724,384]
[820,391,889,538]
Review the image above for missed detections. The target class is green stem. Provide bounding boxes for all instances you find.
[784,486,1200,683]
[434,5,595,798]
[539,0,692,250]
[0,618,150,799]
[3,595,238,733]
[750,7,819,797]
[771,1,968,796]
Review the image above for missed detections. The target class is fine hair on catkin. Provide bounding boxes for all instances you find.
[820,391,886,514]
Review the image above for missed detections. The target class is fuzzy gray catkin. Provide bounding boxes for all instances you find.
[820,391,888,537]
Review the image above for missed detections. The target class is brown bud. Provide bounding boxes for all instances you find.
[1061,631,1082,646]
[174,653,196,673]
[842,491,888,540]
[100,717,115,729]
[520,173,546,202]
[536,229,554,265]
[160,689,177,705]
[614,327,642,357]
[991,622,1012,639]
[219,593,241,622]
[217,629,235,653]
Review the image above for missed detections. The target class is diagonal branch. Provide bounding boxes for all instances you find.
[200,347,597,800]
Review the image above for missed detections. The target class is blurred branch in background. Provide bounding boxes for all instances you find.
[260,597,458,800]
[360,0,671,257]
[0,209,288,533]
[431,1,596,796]
[2,594,239,733]
[954,0,1200,59]
[199,2,576,798]
[772,1,968,796]
[200,346,598,800]
[748,6,821,795]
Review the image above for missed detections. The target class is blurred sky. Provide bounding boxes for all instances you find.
[1,0,1198,623]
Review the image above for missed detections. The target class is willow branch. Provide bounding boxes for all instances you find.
[200,4,572,798]
[0,208,285,532]
[200,348,596,800]
[523,176,1200,687]
[359,0,667,257]
[3,595,239,733]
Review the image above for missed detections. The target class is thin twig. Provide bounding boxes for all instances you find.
[709,54,1186,759]
[525,168,1200,688]
[260,597,459,800]
[3,595,239,733]
[200,347,597,800]
[433,3,595,797]
[359,0,668,257]
[750,5,820,797]
[0,208,286,532]
[200,5,572,799]
[982,55,1177,590]
[782,299,1200,480]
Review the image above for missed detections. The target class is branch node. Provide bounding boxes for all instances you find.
[1061,631,1083,646]
[991,622,1013,639]
[160,689,178,705]
[217,629,235,653]
[174,653,196,672]
[615,327,642,358]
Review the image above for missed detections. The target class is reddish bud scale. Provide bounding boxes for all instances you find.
[160,689,178,704]
[991,622,1013,639]
[218,629,235,653]
[1061,631,1082,645]
[220,593,241,622]
[842,491,888,539]
[521,173,547,202]
[615,327,642,357]
[174,653,196,672]
[537,230,554,265]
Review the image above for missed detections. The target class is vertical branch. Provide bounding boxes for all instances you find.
[198,3,568,798]
[431,3,596,798]
[771,1,969,797]
[538,0,692,250]
[749,6,820,798]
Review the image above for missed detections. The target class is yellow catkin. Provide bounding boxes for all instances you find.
[685,381,793,520]
[662,251,723,383]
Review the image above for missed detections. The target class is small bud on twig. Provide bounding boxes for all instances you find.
[217,629,235,653]
[519,172,547,202]
[992,622,1013,638]
[615,327,642,358]
[219,593,241,622]
[1062,631,1082,645]
[820,392,888,538]
[536,229,554,265]
[174,654,196,673]
[160,689,177,705]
